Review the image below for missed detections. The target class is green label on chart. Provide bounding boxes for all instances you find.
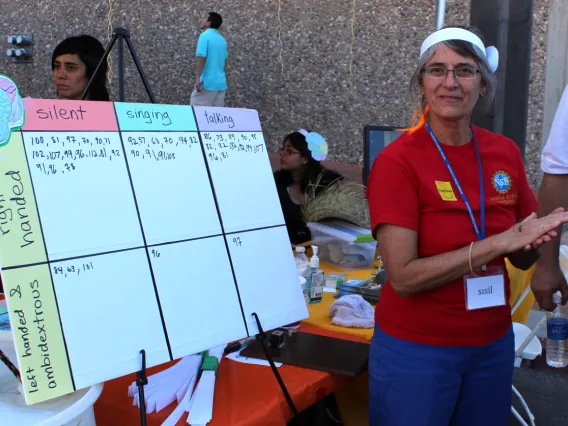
[3,265,74,404]
[0,131,46,269]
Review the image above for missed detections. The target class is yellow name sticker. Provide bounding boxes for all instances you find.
[435,181,457,201]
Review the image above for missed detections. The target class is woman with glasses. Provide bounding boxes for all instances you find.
[365,25,568,426]
[274,130,340,244]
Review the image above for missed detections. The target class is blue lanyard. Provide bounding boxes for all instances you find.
[425,123,485,240]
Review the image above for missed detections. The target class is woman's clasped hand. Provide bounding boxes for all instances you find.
[498,208,567,253]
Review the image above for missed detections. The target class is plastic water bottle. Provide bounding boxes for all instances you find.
[294,246,309,264]
[294,246,310,278]
[307,245,324,304]
[546,292,568,368]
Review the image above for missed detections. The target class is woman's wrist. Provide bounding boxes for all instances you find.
[485,233,508,258]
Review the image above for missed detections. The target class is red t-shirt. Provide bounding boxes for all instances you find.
[366,125,537,346]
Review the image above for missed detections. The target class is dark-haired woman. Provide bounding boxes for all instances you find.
[52,35,109,101]
[274,129,341,244]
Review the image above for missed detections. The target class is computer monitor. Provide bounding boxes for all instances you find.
[363,125,404,185]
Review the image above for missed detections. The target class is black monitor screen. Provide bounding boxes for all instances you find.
[363,125,403,185]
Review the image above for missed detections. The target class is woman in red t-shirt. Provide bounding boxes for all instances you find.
[366,25,568,426]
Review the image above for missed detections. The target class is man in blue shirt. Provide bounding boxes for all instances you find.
[190,12,228,107]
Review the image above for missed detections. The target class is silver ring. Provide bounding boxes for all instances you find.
[540,224,544,230]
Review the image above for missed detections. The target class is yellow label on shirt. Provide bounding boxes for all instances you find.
[435,181,458,201]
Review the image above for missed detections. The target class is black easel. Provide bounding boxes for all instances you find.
[80,28,154,426]
[252,312,299,419]
[81,27,156,103]
[136,349,148,426]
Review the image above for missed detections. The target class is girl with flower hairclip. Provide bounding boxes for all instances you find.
[273,129,341,244]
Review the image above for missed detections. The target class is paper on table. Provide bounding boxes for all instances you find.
[186,345,225,425]
[130,355,201,414]
[225,348,283,367]
[186,370,215,425]
[176,376,193,404]
[323,287,338,293]
[325,279,338,288]
[160,365,199,426]
[156,357,200,413]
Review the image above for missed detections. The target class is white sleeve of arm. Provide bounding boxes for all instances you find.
[542,85,568,174]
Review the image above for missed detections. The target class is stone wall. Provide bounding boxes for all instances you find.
[1,0,549,188]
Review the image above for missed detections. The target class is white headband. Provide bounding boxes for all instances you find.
[420,28,499,73]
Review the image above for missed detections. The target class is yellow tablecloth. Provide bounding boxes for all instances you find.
[303,262,375,340]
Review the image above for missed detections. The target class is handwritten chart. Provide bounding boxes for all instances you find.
[0,99,308,404]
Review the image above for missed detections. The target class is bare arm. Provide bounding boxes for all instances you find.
[532,173,568,309]
[377,225,503,297]
[538,174,568,266]
[195,57,206,91]
[377,212,566,298]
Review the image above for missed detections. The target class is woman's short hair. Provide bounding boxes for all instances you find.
[409,25,497,114]
[51,35,109,101]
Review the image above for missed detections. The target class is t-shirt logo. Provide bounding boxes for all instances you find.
[492,170,511,194]
[435,181,457,201]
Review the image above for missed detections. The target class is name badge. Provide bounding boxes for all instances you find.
[464,266,506,311]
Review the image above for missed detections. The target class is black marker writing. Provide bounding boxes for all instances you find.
[13,309,32,358]
[36,105,87,121]
[202,133,264,162]
[31,135,120,175]
[2,171,34,248]
[30,279,57,390]
[203,111,235,128]
[125,109,172,126]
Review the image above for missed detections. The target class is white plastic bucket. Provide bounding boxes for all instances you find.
[0,330,103,426]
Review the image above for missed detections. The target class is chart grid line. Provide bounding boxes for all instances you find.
[192,108,251,336]
[19,129,77,391]
[1,232,228,271]
[112,103,174,361]
[224,224,286,236]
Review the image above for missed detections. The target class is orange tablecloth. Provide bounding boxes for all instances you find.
[94,258,534,426]
[94,324,368,426]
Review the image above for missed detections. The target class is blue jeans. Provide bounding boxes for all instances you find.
[368,327,514,426]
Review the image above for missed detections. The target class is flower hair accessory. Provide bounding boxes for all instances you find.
[420,28,499,73]
[297,128,328,161]
[0,74,25,146]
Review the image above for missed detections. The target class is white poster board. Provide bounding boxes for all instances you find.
[0,99,308,404]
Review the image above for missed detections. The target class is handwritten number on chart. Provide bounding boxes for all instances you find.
[53,262,95,278]
[233,237,242,247]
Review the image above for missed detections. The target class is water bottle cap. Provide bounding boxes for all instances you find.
[553,291,562,304]
[295,246,305,253]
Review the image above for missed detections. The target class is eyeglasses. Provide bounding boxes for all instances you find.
[422,66,480,80]
[279,146,301,156]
